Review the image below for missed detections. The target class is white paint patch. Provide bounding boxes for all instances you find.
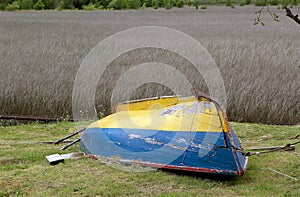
[160,104,185,116]
[175,138,188,144]
[190,142,211,150]
[129,134,141,139]
[160,102,212,116]
[166,144,186,150]
[144,137,164,145]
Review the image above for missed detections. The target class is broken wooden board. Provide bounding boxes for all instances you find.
[46,154,64,165]
[247,145,296,152]
[46,152,83,165]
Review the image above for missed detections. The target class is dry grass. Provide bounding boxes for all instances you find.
[0,6,299,124]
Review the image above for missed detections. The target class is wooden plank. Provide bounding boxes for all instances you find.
[45,152,83,165]
[247,145,295,151]
[45,154,64,165]
[267,168,298,181]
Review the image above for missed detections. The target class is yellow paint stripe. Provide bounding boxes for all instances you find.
[115,96,198,112]
[89,96,225,132]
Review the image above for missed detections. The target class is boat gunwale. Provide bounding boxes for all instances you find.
[118,95,180,105]
[85,153,248,176]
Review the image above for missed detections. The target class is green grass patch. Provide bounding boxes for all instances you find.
[0,122,299,196]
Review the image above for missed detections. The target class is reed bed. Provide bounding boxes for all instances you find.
[0,6,299,124]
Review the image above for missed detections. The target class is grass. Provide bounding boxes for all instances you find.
[0,7,299,125]
[0,121,299,196]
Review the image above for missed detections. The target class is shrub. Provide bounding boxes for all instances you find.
[157,0,164,7]
[270,0,279,5]
[239,0,245,5]
[193,0,199,9]
[6,1,19,10]
[59,0,74,9]
[280,0,300,5]
[43,0,56,9]
[108,0,128,9]
[144,0,152,6]
[33,0,45,9]
[73,0,89,9]
[0,3,8,10]
[128,0,141,9]
[280,0,292,7]
[245,0,251,4]
[94,0,110,8]
[230,3,234,7]
[200,0,211,5]
[83,2,95,9]
[94,1,103,8]
[187,0,193,6]
[152,0,158,8]
[4,0,15,4]
[255,0,267,6]
[200,5,207,8]
[291,0,298,5]
[164,0,171,8]
[20,0,33,9]
[225,0,231,6]
[175,0,184,7]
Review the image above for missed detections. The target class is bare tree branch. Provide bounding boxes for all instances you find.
[254,7,265,26]
[284,6,300,25]
[266,5,279,22]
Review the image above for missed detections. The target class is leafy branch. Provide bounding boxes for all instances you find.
[254,2,299,26]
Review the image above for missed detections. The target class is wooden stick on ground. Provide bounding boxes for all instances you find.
[267,168,298,181]
[247,145,295,151]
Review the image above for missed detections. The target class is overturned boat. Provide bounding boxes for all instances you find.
[80,94,248,176]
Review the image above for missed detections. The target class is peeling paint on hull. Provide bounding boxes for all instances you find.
[80,127,247,176]
[80,96,248,176]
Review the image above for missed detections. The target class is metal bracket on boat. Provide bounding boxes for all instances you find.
[193,89,231,148]
[54,128,86,150]
[193,89,300,158]
[60,138,81,150]
[54,128,85,144]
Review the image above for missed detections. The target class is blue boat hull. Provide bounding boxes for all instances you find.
[80,127,248,176]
